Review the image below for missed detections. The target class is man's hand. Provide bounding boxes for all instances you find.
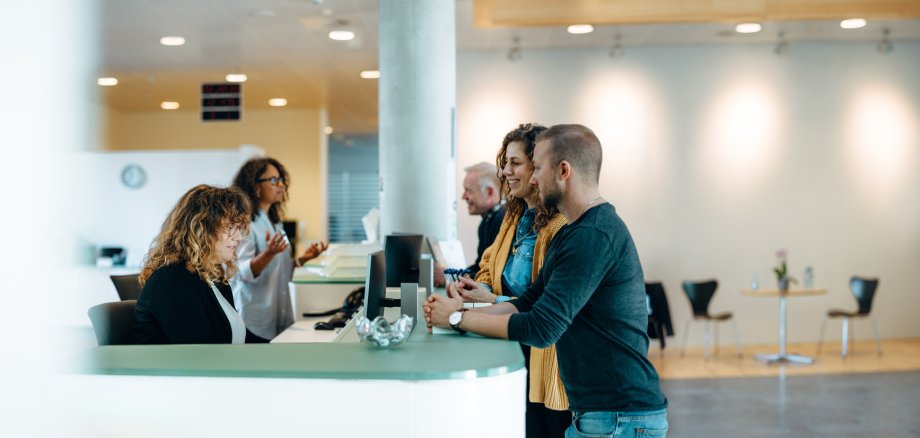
[423,294,463,332]
[432,263,447,287]
[450,276,497,303]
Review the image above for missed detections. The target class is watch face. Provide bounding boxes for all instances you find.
[121,164,147,189]
[449,311,463,326]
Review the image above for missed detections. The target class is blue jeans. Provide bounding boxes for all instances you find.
[566,408,668,438]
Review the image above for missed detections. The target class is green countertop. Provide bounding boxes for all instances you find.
[76,335,524,380]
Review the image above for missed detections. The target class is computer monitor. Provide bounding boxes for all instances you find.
[384,234,423,288]
[363,250,386,320]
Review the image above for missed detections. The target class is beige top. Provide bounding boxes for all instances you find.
[475,211,570,411]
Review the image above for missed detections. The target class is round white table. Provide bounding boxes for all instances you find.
[742,288,827,364]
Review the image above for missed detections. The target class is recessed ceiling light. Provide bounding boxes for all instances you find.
[268,98,288,107]
[160,101,180,110]
[840,18,867,29]
[97,77,118,86]
[323,126,334,135]
[567,24,594,35]
[225,73,247,83]
[328,30,355,41]
[159,36,186,46]
[735,23,762,34]
[360,70,380,79]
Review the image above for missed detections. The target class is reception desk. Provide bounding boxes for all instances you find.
[61,313,525,437]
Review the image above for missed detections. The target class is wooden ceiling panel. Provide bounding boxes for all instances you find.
[474,0,920,27]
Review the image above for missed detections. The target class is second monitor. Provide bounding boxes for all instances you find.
[384,234,423,288]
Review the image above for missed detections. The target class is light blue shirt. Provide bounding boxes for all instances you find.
[501,209,537,297]
[230,210,295,340]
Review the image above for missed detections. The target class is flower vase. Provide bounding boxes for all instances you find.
[777,277,790,292]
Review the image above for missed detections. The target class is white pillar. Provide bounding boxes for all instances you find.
[378,0,457,240]
[0,1,97,436]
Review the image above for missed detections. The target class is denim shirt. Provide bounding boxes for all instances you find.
[501,209,537,297]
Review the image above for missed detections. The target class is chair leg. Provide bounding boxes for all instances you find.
[817,316,828,355]
[703,320,711,361]
[680,319,691,357]
[657,321,666,354]
[731,319,742,357]
[871,317,883,357]
[714,320,720,357]
[841,317,849,358]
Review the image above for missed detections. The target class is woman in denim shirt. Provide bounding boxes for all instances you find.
[454,123,570,438]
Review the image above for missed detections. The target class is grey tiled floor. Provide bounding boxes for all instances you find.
[660,372,920,437]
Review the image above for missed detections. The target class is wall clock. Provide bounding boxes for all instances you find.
[120,164,147,189]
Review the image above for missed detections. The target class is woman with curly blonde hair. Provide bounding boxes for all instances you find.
[134,185,263,344]
[452,123,571,437]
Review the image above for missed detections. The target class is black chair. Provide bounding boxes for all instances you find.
[817,276,882,358]
[110,274,142,301]
[645,282,673,355]
[680,279,741,359]
[87,300,137,346]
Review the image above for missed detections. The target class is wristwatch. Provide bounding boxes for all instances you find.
[448,308,469,335]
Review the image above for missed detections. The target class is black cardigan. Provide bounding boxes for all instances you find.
[133,262,264,344]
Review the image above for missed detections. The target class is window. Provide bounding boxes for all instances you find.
[327,135,379,243]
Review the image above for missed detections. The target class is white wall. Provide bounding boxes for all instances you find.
[456,41,920,346]
[71,146,263,267]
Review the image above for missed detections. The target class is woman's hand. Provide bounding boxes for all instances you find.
[298,240,329,265]
[450,276,497,303]
[250,231,289,277]
[262,230,290,256]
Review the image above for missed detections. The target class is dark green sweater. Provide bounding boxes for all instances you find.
[508,203,667,412]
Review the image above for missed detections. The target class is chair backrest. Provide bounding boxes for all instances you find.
[850,276,879,315]
[110,274,142,301]
[87,300,137,346]
[681,279,719,317]
[645,282,674,335]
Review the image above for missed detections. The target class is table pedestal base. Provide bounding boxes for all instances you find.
[754,353,814,365]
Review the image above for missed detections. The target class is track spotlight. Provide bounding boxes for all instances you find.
[774,31,788,55]
[507,36,522,62]
[608,34,624,58]
[877,28,893,54]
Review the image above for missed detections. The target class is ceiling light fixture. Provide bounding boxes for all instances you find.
[159,36,186,46]
[97,77,118,86]
[324,126,334,135]
[225,73,247,83]
[608,34,624,58]
[360,70,380,79]
[567,24,594,35]
[877,28,893,54]
[507,36,523,62]
[735,23,762,34]
[840,18,867,29]
[268,98,288,107]
[161,101,180,110]
[328,30,355,41]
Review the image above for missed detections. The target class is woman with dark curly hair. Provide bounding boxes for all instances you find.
[230,157,327,341]
[133,185,262,344]
[452,123,572,437]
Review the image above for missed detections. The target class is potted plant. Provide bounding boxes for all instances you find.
[773,249,797,292]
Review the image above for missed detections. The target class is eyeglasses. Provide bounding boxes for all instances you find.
[222,224,246,237]
[256,176,285,186]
